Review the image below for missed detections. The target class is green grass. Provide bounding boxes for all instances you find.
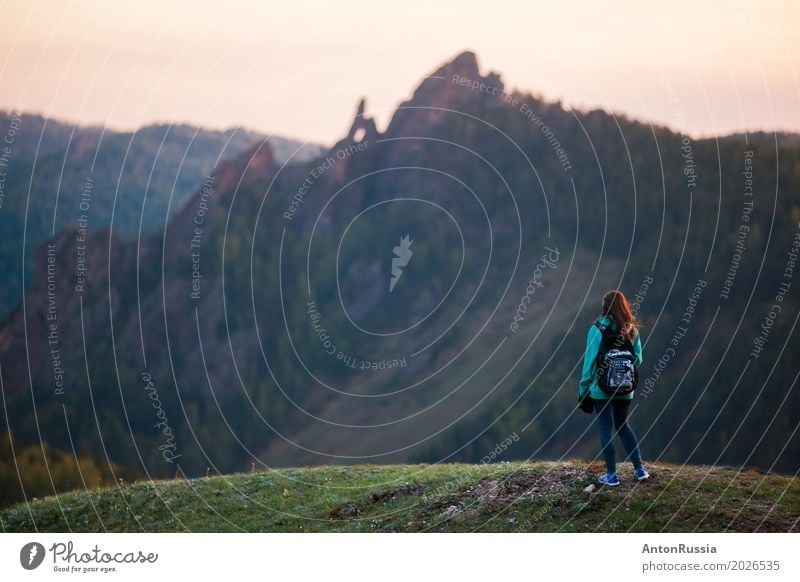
[1,461,798,532]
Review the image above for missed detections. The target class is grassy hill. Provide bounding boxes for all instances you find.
[2,461,798,532]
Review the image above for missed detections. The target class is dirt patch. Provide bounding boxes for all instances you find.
[329,501,359,519]
[367,483,425,503]
[330,483,425,520]
[429,467,580,512]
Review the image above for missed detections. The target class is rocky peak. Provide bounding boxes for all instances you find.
[166,138,276,239]
[348,98,378,142]
[333,97,380,150]
[385,50,505,138]
[442,50,482,80]
[326,98,379,182]
[214,138,276,194]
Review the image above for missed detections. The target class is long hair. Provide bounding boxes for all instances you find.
[601,289,640,341]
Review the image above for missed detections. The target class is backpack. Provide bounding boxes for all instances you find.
[594,320,638,396]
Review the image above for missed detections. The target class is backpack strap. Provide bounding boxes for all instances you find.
[594,318,629,350]
[593,320,611,366]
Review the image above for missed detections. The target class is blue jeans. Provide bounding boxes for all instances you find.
[594,398,643,474]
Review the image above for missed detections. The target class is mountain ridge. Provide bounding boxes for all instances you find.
[1,51,798,508]
[0,112,325,318]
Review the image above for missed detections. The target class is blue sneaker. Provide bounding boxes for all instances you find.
[598,473,620,486]
[634,467,650,481]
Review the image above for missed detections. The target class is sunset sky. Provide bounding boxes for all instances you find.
[1,0,798,144]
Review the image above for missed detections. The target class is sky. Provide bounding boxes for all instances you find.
[1,0,798,145]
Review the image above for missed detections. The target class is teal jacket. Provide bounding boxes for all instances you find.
[579,315,642,400]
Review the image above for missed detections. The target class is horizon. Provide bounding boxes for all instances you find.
[2,1,798,144]
[4,59,800,148]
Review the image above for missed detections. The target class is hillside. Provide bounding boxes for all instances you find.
[1,461,797,532]
[0,113,324,316]
[1,50,799,504]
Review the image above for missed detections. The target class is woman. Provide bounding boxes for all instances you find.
[579,289,649,486]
